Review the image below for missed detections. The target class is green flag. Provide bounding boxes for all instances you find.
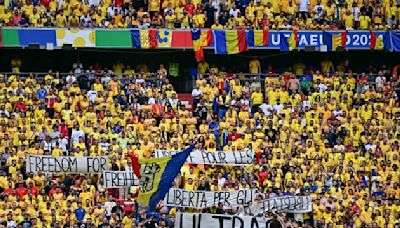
[95,30,132,48]
[2,28,19,47]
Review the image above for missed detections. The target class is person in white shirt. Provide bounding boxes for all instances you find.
[299,0,310,17]
[229,5,240,17]
[148,96,156,105]
[352,2,360,29]
[104,197,117,217]
[332,105,343,117]
[66,72,77,85]
[168,93,179,109]
[273,100,284,114]
[313,3,325,21]
[192,84,203,109]
[70,125,85,147]
[73,61,83,75]
[100,71,112,84]
[106,5,116,16]
[58,137,69,155]
[259,98,273,116]
[375,71,385,88]
[317,82,328,92]
[80,14,92,27]
[217,173,226,187]
[87,85,98,103]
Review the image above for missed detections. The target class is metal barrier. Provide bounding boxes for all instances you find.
[0,72,160,81]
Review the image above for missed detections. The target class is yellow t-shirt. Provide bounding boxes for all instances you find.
[249,59,260,74]
[251,92,263,105]
[359,15,371,29]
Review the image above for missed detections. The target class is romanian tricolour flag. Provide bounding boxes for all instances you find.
[247,30,269,47]
[214,30,248,55]
[370,31,384,50]
[192,29,212,62]
[280,31,298,51]
[137,145,194,209]
[131,30,158,49]
[323,31,347,51]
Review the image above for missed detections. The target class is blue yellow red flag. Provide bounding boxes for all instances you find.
[131,29,158,49]
[191,29,212,62]
[279,31,298,51]
[323,31,347,51]
[214,30,248,54]
[137,145,194,209]
[247,30,269,47]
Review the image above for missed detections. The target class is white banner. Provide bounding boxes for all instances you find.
[26,155,108,174]
[239,196,312,215]
[175,213,270,228]
[103,171,139,188]
[154,149,254,165]
[164,188,257,209]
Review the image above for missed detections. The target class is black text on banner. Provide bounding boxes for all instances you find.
[26,155,108,174]
[164,188,257,209]
[154,149,254,165]
[239,196,312,215]
[103,171,139,188]
[174,213,270,228]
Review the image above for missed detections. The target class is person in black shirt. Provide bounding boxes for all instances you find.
[267,214,283,228]
[197,179,210,191]
[144,216,158,228]
[215,202,225,214]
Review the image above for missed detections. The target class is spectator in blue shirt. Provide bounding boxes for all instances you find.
[74,202,86,221]
[36,85,47,100]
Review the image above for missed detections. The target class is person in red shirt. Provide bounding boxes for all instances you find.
[27,181,39,196]
[58,119,69,139]
[123,194,135,215]
[3,187,13,195]
[184,0,195,16]
[227,128,241,141]
[152,99,165,125]
[114,0,123,7]
[14,98,26,111]
[358,73,369,83]
[46,90,57,118]
[15,182,27,198]
[258,166,269,186]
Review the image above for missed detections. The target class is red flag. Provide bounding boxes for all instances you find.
[370,30,376,49]
[263,30,269,46]
[127,152,141,179]
[341,31,347,47]
[149,29,158,48]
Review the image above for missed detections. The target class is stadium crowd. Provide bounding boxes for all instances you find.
[0,57,399,227]
[0,0,399,29]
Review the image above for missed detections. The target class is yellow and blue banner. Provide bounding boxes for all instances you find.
[214,29,248,54]
[131,29,158,49]
[157,29,172,48]
[323,31,347,51]
[280,31,298,51]
[137,145,194,209]
[247,30,269,47]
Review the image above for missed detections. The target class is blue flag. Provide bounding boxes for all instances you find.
[137,145,194,209]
